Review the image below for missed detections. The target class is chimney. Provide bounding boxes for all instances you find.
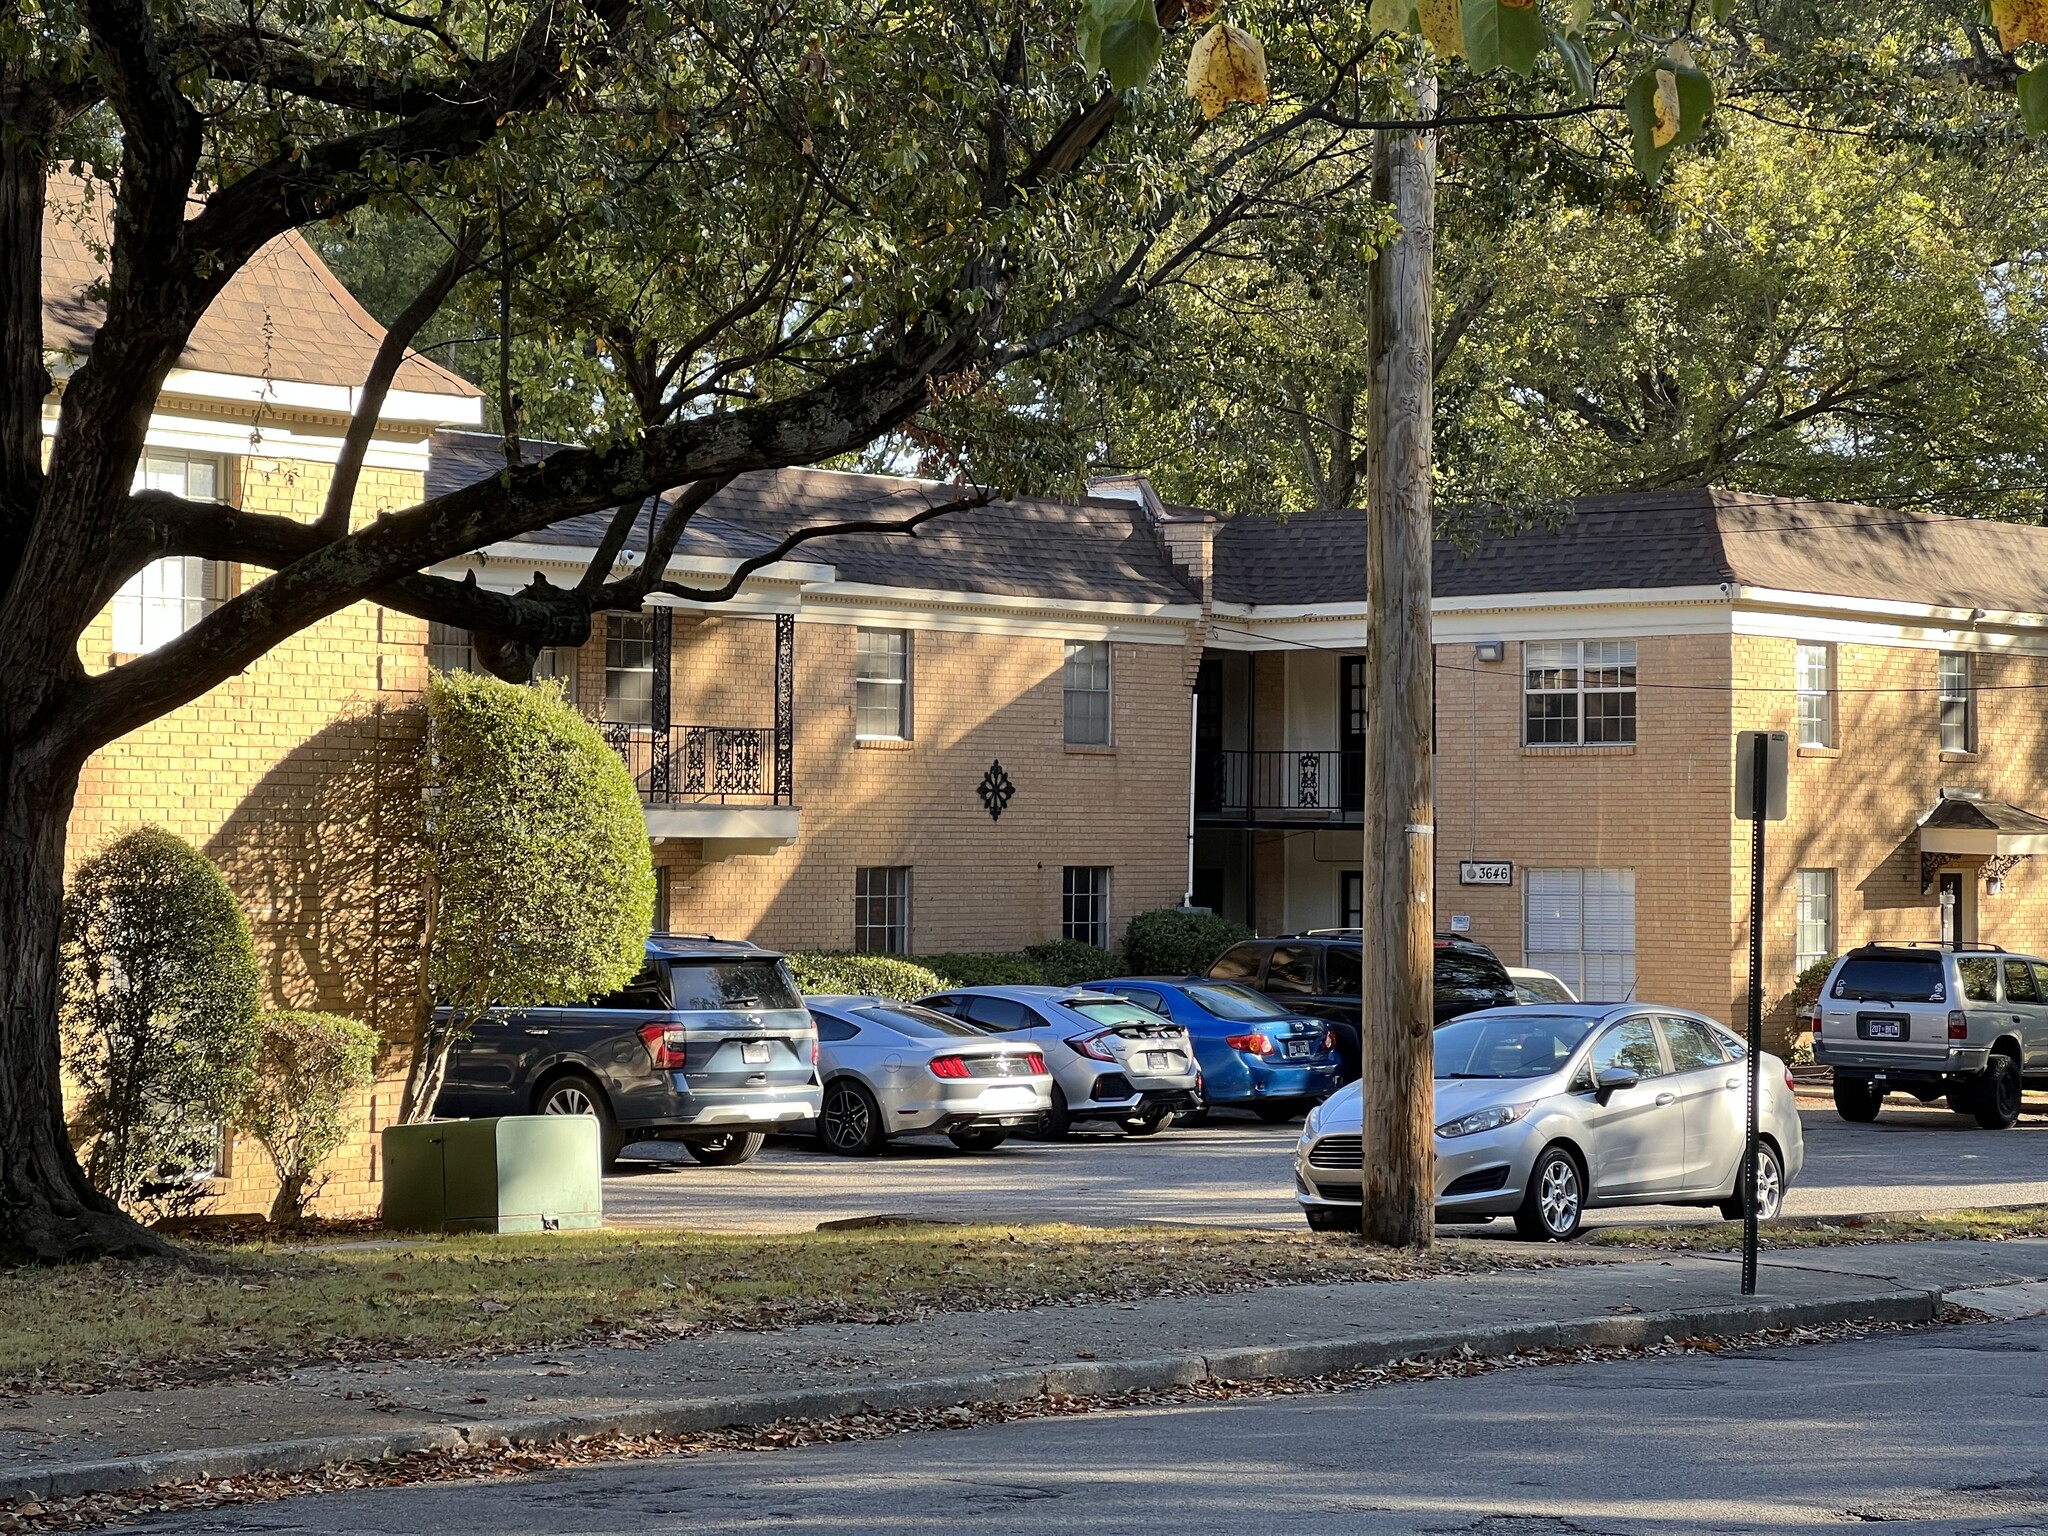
[1089,473,1214,603]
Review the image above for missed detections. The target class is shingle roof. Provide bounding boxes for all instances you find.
[42,179,478,400]
[1214,488,2048,615]
[1921,797,2048,837]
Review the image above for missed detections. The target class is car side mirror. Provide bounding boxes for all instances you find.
[1593,1066,1639,1104]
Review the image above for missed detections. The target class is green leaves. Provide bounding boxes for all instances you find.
[1549,26,1594,99]
[1078,0,1164,92]
[1626,59,1713,182]
[2021,62,2048,137]
[1462,0,1545,77]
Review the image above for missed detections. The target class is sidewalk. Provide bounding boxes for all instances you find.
[4,1237,2045,1502]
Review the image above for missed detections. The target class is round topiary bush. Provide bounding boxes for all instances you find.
[235,1009,380,1226]
[785,952,947,1001]
[1121,907,1252,977]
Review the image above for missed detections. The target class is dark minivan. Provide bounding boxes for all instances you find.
[434,935,820,1167]
[1204,931,1518,1081]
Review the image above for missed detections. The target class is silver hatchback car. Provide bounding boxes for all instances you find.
[1295,1004,1805,1240]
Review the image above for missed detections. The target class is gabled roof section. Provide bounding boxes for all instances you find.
[42,179,479,401]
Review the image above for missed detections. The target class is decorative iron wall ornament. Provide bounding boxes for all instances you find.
[978,759,1016,821]
[773,613,795,801]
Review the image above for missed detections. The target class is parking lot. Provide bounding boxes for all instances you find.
[603,1095,2048,1235]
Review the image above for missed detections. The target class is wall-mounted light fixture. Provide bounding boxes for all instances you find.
[1987,874,2006,896]
[1474,640,1505,664]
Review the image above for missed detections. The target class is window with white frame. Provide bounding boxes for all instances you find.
[531,645,579,703]
[1524,868,1636,1002]
[114,452,228,654]
[1939,652,1974,753]
[855,628,911,739]
[1796,642,1834,748]
[1523,641,1636,745]
[854,866,911,954]
[1062,866,1112,948]
[426,621,474,674]
[1063,640,1113,745]
[606,614,656,726]
[1794,869,1834,977]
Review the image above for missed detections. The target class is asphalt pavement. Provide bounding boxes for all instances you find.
[602,1098,2048,1234]
[134,1310,2048,1534]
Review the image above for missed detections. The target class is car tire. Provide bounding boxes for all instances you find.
[1305,1204,1362,1234]
[1972,1054,2023,1130]
[816,1079,886,1156]
[946,1127,1008,1153]
[1120,1108,1175,1137]
[535,1072,625,1169]
[1032,1084,1073,1141]
[1512,1144,1584,1242]
[1716,1141,1784,1222]
[1833,1077,1884,1123]
[1253,1101,1304,1125]
[1328,1023,1361,1085]
[684,1131,766,1166]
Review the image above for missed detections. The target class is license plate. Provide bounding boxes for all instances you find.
[1859,1015,1906,1041]
[1283,1040,1317,1060]
[983,1084,1036,1107]
[741,1041,771,1065]
[1145,1051,1174,1070]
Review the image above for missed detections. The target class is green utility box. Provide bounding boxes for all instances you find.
[382,1115,603,1234]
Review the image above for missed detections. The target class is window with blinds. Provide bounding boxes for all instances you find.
[1524,868,1636,1002]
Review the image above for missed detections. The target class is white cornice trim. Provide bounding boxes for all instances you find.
[794,581,1201,644]
[47,359,483,427]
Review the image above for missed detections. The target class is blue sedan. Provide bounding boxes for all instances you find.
[1095,978,1342,1123]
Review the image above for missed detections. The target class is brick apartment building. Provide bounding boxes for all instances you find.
[47,186,2048,1216]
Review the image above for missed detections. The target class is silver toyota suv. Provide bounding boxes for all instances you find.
[1815,943,2047,1128]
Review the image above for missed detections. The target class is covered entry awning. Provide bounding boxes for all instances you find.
[1917,796,2048,858]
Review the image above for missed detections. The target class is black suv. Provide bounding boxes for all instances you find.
[434,935,821,1167]
[1204,931,1517,1080]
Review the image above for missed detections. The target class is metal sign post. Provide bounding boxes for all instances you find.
[1734,730,1787,1297]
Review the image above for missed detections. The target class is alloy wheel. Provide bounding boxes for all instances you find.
[1539,1156,1580,1236]
[823,1084,871,1150]
[1755,1151,1783,1220]
[544,1084,595,1117]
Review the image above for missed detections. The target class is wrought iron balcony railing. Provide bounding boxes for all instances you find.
[599,722,792,806]
[1196,748,1362,820]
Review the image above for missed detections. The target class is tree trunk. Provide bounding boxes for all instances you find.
[0,741,171,1262]
[1360,72,1438,1251]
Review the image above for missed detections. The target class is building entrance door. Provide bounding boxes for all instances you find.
[1340,656,1366,814]
[1939,871,1969,946]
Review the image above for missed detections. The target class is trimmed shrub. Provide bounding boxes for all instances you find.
[61,827,262,1213]
[785,952,947,1001]
[1122,907,1252,978]
[1021,940,1121,986]
[235,1010,380,1226]
[403,671,655,1121]
[919,951,1048,987]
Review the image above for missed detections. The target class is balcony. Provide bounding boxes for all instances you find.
[1197,748,1362,824]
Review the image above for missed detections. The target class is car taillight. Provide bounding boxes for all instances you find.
[813,1040,821,1065]
[1783,1067,1796,1095]
[1024,1052,1047,1074]
[1811,1016,1821,1036]
[1322,1030,1337,1053]
[639,1024,688,1069]
[1066,1032,1119,1062]
[1949,1010,1969,1040]
[1225,1032,1276,1056]
[929,1055,972,1079]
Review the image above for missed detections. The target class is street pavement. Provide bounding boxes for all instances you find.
[134,1310,2048,1534]
[603,1098,2048,1234]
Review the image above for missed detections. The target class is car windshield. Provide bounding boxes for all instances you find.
[668,959,803,1011]
[1064,998,1168,1027]
[1516,974,1576,1004]
[854,1003,986,1039]
[1180,982,1292,1022]
[1434,1012,1597,1079]
[1830,955,1945,1003]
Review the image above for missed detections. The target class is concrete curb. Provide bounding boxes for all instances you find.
[0,1285,1940,1504]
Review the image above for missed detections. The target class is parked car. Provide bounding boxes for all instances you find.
[917,986,1201,1136]
[1507,966,1578,1006]
[1092,977,1341,1122]
[1814,942,2048,1128]
[802,995,1054,1155]
[1294,1003,1805,1241]
[1205,932,1518,1081]
[434,935,821,1167]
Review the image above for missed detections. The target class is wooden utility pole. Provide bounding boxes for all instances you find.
[1360,70,1438,1250]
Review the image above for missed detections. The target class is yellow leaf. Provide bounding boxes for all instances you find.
[1185,23,1268,120]
[1184,0,1221,23]
[1993,0,2048,50]
[1417,0,1465,57]
[1652,68,1681,147]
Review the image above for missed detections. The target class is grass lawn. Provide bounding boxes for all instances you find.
[1592,1204,2048,1252]
[0,1222,1527,1391]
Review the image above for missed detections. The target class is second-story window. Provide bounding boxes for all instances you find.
[606,613,656,726]
[855,628,910,739]
[114,452,228,654]
[1063,640,1112,745]
[1523,640,1636,746]
[1796,642,1834,748]
[1939,652,1974,753]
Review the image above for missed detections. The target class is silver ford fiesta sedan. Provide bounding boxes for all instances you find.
[1295,1003,1805,1240]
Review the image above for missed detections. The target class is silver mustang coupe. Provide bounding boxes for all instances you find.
[803,995,1054,1155]
[1296,1003,1805,1240]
